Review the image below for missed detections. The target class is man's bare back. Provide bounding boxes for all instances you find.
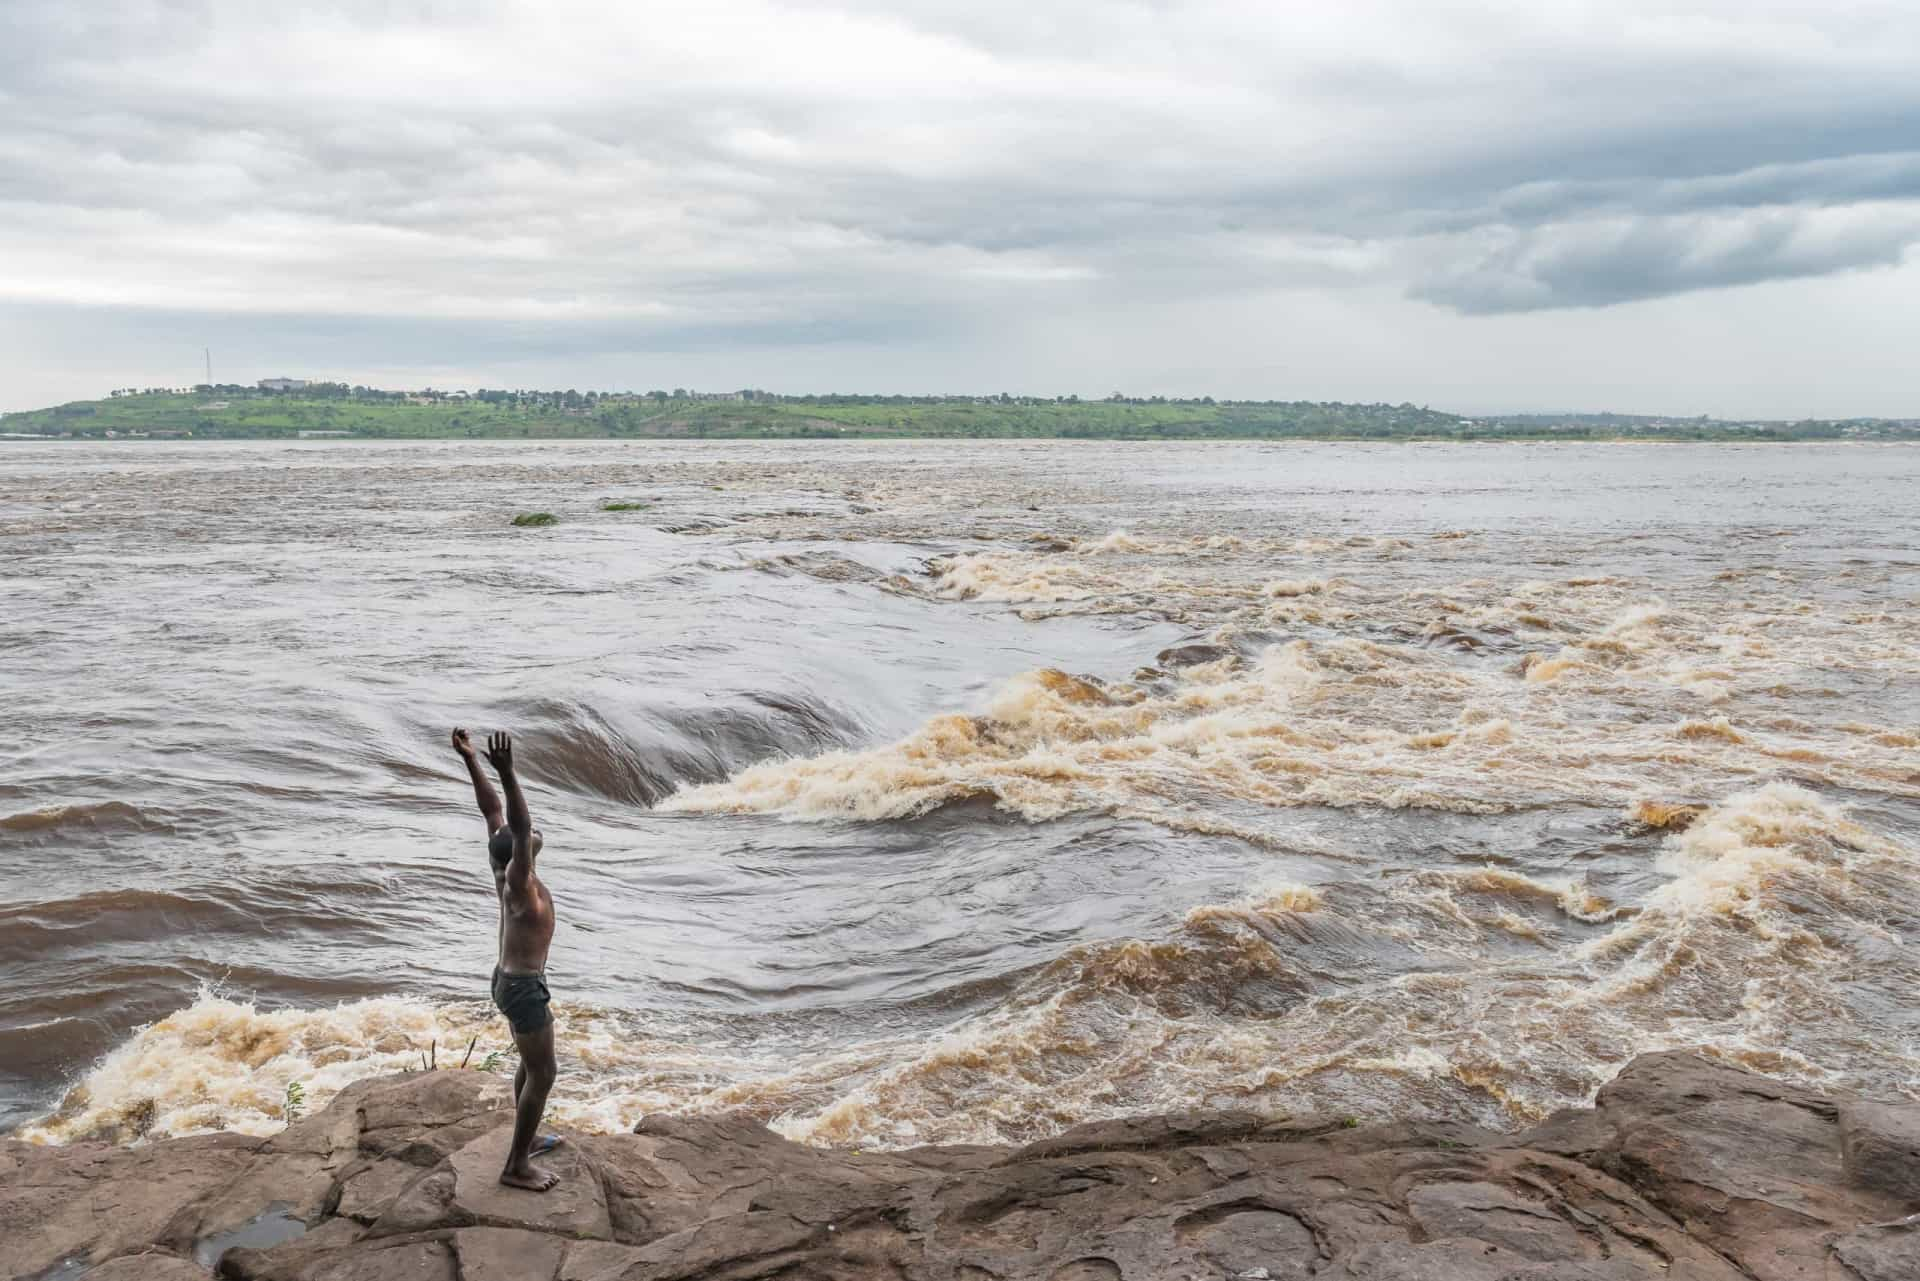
[454,728,563,1192]
[493,819,554,975]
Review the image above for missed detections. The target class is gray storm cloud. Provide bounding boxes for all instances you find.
[1413,200,1920,313]
[3,0,1920,410]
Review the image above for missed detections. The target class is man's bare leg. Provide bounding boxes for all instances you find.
[500,1024,559,1191]
[509,1056,563,1157]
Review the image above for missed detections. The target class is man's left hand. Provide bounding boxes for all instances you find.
[485,731,514,774]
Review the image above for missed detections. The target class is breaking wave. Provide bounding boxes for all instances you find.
[666,607,1918,827]
[520,691,860,806]
[30,788,1919,1150]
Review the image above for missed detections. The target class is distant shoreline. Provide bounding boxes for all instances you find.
[4,431,1914,445]
[5,388,1913,444]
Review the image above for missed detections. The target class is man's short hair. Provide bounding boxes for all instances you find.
[488,827,514,866]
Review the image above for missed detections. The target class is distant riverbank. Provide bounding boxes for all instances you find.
[6,388,1914,443]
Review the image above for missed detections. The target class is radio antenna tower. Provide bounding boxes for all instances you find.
[205,348,213,386]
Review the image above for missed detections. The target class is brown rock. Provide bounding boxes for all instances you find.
[306,1238,455,1281]
[9,1056,1918,1280]
[334,1158,427,1224]
[447,1127,609,1240]
[586,1114,858,1244]
[451,1226,569,1281]
[1329,1240,1645,1280]
[371,1124,610,1241]
[1173,1200,1318,1278]
[1007,1109,1275,1162]
[218,1217,366,1280]
[1404,1180,1591,1261]
[1839,1099,1920,1203]
[556,1239,651,1281]
[365,1167,458,1237]
[1540,1050,1909,1281]
[163,1152,337,1250]
[1314,1117,1501,1155]
[1830,1217,1920,1281]
[586,1212,825,1281]
[262,1079,384,1162]
[74,1252,212,1279]
[1154,642,1234,669]
[574,1135,685,1245]
[0,1133,258,1277]
[354,1070,511,1167]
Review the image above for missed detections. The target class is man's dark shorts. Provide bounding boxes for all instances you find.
[491,967,553,1035]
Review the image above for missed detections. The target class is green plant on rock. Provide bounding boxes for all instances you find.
[511,512,558,527]
[601,500,649,511]
[480,1049,506,1073]
[284,1081,306,1125]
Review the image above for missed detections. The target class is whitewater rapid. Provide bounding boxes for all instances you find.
[6,439,1917,1148]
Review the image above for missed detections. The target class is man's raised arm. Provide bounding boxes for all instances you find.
[453,728,505,831]
[484,732,535,888]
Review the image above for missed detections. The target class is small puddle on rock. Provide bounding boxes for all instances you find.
[192,1202,308,1269]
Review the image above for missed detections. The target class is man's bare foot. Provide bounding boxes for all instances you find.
[499,1160,559,1192]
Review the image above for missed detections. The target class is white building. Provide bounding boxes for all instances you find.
[258,378,311,392]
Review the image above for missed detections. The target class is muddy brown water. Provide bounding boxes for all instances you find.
[3,439,1917,1147]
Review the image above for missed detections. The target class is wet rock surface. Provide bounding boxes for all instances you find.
[1154,643,1236,670]
[6,1051,1918,1280]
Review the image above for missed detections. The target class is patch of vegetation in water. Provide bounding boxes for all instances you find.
[511,512,558,527]
[601,500,649,511]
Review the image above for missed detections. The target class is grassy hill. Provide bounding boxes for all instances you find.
[4,386,1913,441]
[1,388,1464,441]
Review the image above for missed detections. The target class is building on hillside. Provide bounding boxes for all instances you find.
[259,377,311,392]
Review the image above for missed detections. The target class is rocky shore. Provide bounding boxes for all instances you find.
[6,1050,1918,1280]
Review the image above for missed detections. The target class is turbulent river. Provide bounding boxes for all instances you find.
[4,439,1918,1149]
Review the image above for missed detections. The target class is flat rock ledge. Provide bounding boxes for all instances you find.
[7,1051,1920,1281]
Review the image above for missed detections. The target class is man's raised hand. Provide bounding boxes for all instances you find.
[485,731,514,776]
[455,727,505,829]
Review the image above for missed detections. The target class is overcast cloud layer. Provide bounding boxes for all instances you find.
[3,0,1919,414]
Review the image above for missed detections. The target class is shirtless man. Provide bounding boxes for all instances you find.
[453,728,562,1192]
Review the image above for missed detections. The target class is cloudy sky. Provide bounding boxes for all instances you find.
[3,1,1918,415]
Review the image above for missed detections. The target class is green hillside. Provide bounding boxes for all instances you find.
[1,386,1462,440]
[4,384,1914,441]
